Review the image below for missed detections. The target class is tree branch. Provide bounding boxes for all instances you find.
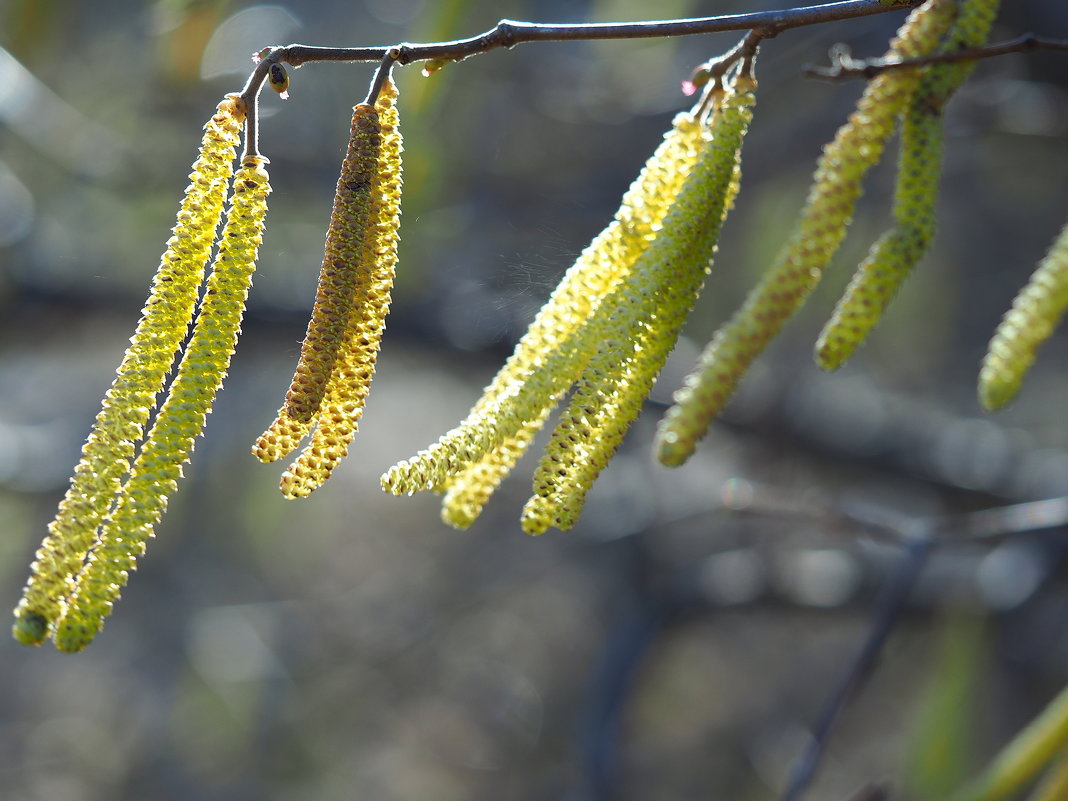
[237,1,918,105]
[805,34,1068,80]
[280,1,917,68]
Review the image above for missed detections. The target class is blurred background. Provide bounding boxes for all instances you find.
[1,1,1067,799]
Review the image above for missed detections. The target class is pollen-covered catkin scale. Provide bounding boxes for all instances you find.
[652,0,957,469]
[980,220,1068,411]
[815,0,1000,369]
[252,104,383,464]
[521,75,755,534]
[383,106,710,505]
[280,79,402,497]
[12,95,245,646]
[52,157,271,653]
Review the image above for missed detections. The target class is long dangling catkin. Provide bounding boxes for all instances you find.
[815,0,1000,369]
[383,106,711,506]
[651,0,957,470]
[520,74,755,534]
[280,79,403,497]
[980,220,1068,411]
[52,156,271,653]
[252,102,384,464]
[12,95,245,646]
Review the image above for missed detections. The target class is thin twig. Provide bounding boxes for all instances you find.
[805,34,1068,80]
[237,1,917,114]
[363,49,400,107]
[780,534,933,801]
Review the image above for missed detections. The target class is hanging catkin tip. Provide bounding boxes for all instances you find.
[13,609,49,646]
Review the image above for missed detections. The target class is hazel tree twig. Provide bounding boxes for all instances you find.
[236,0,920,156]
[805,33,1068,80]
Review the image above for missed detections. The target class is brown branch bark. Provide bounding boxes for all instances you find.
[238,0,920,157]
[805,33,1068,80]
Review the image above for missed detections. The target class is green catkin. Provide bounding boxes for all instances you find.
[653,0,958,469]
[280,79,403,498]
[252,103,383,463]
[383,106,711,503]
[523,77,754,534]
[980,220,1068,411]
[12,95,245,646]
[52,156,271,653]
[816,0,1001,369]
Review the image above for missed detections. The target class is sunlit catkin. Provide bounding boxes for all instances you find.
[12,95,245,646]
[816,0,1000,369]
[651,0,957,469]
[520,75,756,534]
[980,220,1068,411]
[52,156,271,653]
[383,107,710,506]
[280,79,403,497]
[252,103,383,464]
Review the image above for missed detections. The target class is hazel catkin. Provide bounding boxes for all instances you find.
[13,95,246,646]
[253,102,384,464]
[51,156,272,653]
[520,74,757,534]
[383,103,712,509]
[649,0,958,469]
[980,220,1068,411]
[274,79,404,498]
[815,0,1001,370]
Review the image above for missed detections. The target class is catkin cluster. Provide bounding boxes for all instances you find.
[253,79,403,498]
[815,0,1000,369]
[13,100,270,650]
[383,70,758,533]
[654,0,1001,468]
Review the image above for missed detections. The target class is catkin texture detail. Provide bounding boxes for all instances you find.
[815,0,1000,370]
[52,157,271,653]
[280,80,403,498]
[650,0,958,469]
[12,95,245,646]
[252,103,384,464]
[521,78,755,535]
[382,109,709,504]
[980,220,1068,411]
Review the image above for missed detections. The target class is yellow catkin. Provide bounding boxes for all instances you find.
[650,0,958,469]
[52,157,271,653]
[382,107,710,501]
[252,103,383,463]
[521,76,754,534]
[980,220,1068,411]
[12,95,245,646]
[280,80,403,497]
[1026,749,1068,801]
[440,425,541,529]
[816,0,1000,369]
